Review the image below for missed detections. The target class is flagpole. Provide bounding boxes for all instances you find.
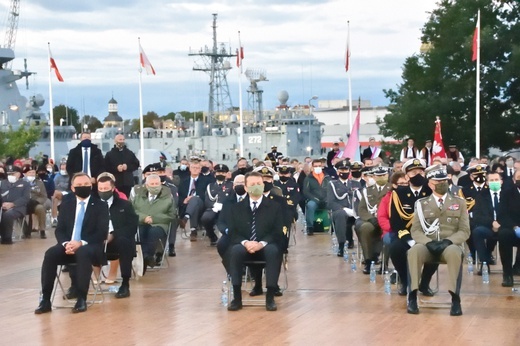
[475,10,481,158]
[138,37,145,166]
[237,31,244,157]
[347,21,353,132]
[47,43,55,162]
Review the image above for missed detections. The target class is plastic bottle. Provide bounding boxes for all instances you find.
[370,261,376,283]
[351,253,357,272]
[467,254,474,275]
[331,236,338,254]
[221,280,228,306]
[343,242,349,262]
[108,285,119,293]
[482,262,489,284]
[384,271,391,294]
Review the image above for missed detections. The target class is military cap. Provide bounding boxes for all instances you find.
[334,160,350,170]
[97,172,116,182]
[189,155,201,162]
[6,165,22,173]
[468,164,487,175]
[277,165,292,174]
[425,164,448,180]
[372,166,388,176]
[449,144,457,148]
[142,163,163,174]
[254,166,276,177]
[425,139,432,143]
[22,164,34,173]
[271,145,277,149]
[402,158,426,172]
[350,161,364,171]
[214,164,229,173]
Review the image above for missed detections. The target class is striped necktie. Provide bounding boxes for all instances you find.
[250,201,257,241]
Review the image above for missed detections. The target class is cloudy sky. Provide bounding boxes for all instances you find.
[4,0,439,120]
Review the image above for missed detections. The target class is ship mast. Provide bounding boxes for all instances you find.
[2,0,20,69]
[189,13,235,130]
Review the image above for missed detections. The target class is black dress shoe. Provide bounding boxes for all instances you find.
[266,295,277,311]
[502,275,514,287]
[249,286,263,296]
[115,285,130,299]
[407,290,419,314]
[513,267,520,276]
[398,285,407,296]
[227,299,243,311]
[419,286,435,297]
[362,263,371,275]
[145,256,156,269]
[64,288,78,300]
[72,298,87,313]
[306,228,314,236]
[274,288,283,297]
[34,299,52,314]
[390,272,397,285]
[1,239,14,244]
[168,246,176,257]
[347,241,354,249]
[449,291,462,316]
[40,231,47,239]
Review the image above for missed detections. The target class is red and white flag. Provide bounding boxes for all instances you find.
[236,46,244,68]
[432,117,447,160]
[471,13,479,62]
[345,25,350,72]
[48,47,64,82]
[139,42,156,75]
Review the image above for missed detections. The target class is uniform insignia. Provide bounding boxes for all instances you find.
[283,226,288,235]
[287,200,294,205]
[403,204,411,209]
[407,193,411,197]
[422,192,426,196]
[448,204,459,211]
[398,229,410,239]
[447,218,452,223]
[269,196,273,199]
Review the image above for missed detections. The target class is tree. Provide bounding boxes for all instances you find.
[143,111,159,128]
[52,104,79,127]
[79,115,103,133]
[0,125,41,158]
[378,0,520,156]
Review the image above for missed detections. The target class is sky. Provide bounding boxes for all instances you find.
[3,0,440,120]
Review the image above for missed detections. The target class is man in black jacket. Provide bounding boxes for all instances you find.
[104,134,140,197]
[66,132,105,188]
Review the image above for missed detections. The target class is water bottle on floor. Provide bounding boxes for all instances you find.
[384,271,391,294]
[369,261,376,283]
[108,285,119,293]
[331,236,338,254]
[467,254,474,275]
[351,253,357,272]
[482,262,489,284]
[221,280,228,307]
[343,242,349,262]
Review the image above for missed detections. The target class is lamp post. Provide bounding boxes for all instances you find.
[308,95,318,154]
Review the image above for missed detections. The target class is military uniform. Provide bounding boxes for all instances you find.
[274,166,301,223]
[0,166,31,243]
[265,146,283,168]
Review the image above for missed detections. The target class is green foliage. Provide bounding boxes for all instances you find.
[52,104,79,127]
[378,0,520,156]
[79,115,103,133]
[0,125,41,158]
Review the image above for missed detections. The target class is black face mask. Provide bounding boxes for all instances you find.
[474,175,486,184]
[159,176,167,183]
[409,174,426,187]
[215,174,226,182]
[279,176,290,183]
[234,185,246,195]
[351,171,362,179]
[80,139,91,147]
[74,186,92,199]
[237,168,247,174]
[38,173,47,180]
[453,171,461,176]
[396,186,409,194]
[263,182,273,192]
[98,190,113,201]
[201,167,210,174]
[339,172,350,180]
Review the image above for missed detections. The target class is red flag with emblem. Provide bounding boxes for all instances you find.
[432,117,447,160]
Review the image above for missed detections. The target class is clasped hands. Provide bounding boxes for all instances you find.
[426,239,453,257]
[64,240,82,255]
[243,240,264,254]
[117,164,127,172]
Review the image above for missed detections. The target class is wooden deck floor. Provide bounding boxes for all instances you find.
[1,222,520,345]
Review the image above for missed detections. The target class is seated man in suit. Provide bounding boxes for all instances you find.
[22,165,48,239]
[407,165,470,316]
[132,174,175,269]
[0,165,31,244]
[227,171,284,312]
[303,159,332,235]
[35,172,109,314]
[498,169,520,287]
[95,173,139,298]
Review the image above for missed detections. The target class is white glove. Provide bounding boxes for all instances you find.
[343,208,354,217]
[407,239,416,247]
[212,202,223,213]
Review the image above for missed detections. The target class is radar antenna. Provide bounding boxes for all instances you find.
[244,68,268,122]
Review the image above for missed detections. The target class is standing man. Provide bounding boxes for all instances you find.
[104,134,140,197]
[407,165,470,316]
[400,138,421,162]
[227,171,284,311]
[362,137,383,161]
[420,140,433,167]
[265,146,283,169]
[66,132,105,190]
[34,173,109,314]
[327,142,341,168]
[0,165,30,244]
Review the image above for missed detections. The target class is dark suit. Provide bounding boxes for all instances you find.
[66,143,105,179]
[498,186,520,276]
[104,145,140,197]
[228,196,284,288]
[362,147,383,161]
[216,192,243,272]
[40,194,109,300]
[0,178,30,242]
[471,190,500,264]
[178,174,212,229]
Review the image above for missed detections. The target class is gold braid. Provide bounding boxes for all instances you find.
[460,190,476,212]
[390,191,414,229]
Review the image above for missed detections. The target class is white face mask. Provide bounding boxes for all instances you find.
[26,176,36,182]
[7,175,17,183]
[313,167,322,174]
[47,168,53,173]
[367,177,376,187]
[506,160,514,168]
[60,170,67,176]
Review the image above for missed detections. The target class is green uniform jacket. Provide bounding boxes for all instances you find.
[132,185,176,233]
[357,184,390,221]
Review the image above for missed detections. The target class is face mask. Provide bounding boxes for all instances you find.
[338,172,350,180]
[506,160,514,168]
[147,186,162,195]
[409,174,426,187]
[488,181,501,192]
[180,164,187,171]
[47,168,53,173]
[7,175,17,183]
[98,190,113,201]
[351,171,362,179]
[396,186,409,194]
[367,177,376,187]
[279,175,290,183]
[273,174,280,181]
[234,185,246,195]
[159,176,167,183]
[375,177,388,186]
[201,167,210,174]
[247,184,264,197]
[474,175,486,184]
[453,171,460,176]
[26,176,36,182]
[80,139,91,147]
[215,174,226,182]
[74,186,92,198]
[434,181,449,195]
[313,167,322,175]
[38,173,47,180]
[60,170,67,176]
[263,182,273,193]
[237,167,247,174]
[115,142,125,149]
